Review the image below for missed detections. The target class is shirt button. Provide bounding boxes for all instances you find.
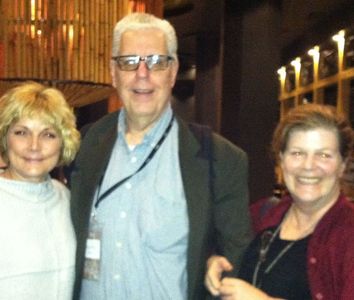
[116,241,122,248]
[125,182,132,189]
[315,292,323,299]
[113,274,121,280]
[131,156,137,163]
[120,211,127,219]
[309,257,317,264]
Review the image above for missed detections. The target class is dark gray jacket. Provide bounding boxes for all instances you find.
[70,111,251,299]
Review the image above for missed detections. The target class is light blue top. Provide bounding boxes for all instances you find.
[80,106,189,300]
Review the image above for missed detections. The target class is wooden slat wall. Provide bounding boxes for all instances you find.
[0,0,163,84]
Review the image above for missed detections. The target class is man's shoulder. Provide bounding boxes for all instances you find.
[81,111,119,139]
[211,131,246,156]
[177,117,246,158]
[88,111,119,131]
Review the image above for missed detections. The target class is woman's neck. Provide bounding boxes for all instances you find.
[280,205,320,240]
[280,188,340,240]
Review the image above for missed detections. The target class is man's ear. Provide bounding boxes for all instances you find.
[110,60,117,88]
[170,59,179,88]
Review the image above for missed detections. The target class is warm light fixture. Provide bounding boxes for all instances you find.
[308,46,319,57]
[290,57,301,72]
[332,30,345,43]
[332,30,346,62]
[277,66,286,79]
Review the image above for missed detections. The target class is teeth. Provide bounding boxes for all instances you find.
[134,89,152,94]
[297,177,320,184]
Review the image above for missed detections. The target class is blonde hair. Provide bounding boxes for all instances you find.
[111,12,178,59]
[0,81,80,166]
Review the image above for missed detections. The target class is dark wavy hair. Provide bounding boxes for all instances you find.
[272,104,354,163]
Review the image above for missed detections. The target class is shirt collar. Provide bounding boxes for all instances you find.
[117,105,173,147]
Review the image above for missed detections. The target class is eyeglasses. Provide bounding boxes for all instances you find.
[112,55,174,71]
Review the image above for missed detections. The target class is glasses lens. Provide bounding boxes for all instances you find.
[116,56,139,71]
[146,55,171,71]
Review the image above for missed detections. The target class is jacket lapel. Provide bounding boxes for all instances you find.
[178,119,213,299]
[82,115,118,198]
[72,112,119,248]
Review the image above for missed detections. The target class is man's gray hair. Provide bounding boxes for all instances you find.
[112,13,178,59]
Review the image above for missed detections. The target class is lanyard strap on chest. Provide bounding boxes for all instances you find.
[94,114,174,209]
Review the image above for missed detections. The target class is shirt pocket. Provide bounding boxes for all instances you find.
[140,197,189,253]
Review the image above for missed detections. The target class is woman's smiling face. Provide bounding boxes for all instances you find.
[5,117,62,182]
[280,128,346,208]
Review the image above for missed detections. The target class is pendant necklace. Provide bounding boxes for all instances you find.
[252,207,317,288]
[252,222,295,287]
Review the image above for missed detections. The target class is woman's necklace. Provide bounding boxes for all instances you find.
[252,205,317,288]
[252,223,295,287]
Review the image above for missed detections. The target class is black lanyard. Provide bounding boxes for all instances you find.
[94,115,174,209]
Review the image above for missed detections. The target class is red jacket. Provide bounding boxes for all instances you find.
[250,194,354,300]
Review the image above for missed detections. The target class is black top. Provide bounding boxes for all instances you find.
[238,226,312,300]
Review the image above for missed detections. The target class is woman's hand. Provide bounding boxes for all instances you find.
[219,277,284,300]
[204,255,233,296]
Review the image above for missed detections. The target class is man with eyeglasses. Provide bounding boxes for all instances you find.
[70,12,251,300]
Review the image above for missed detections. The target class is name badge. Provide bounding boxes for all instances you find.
[83,217,102,281]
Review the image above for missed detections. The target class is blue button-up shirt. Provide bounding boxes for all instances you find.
[81,106,189,300]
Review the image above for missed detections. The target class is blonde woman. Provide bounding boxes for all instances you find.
[0,82,80,299]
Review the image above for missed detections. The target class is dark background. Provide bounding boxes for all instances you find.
[165,0,354,202]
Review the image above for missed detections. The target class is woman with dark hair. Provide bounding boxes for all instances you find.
[205,104,354,300]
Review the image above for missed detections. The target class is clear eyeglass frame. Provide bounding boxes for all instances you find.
[112,54,174,71]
